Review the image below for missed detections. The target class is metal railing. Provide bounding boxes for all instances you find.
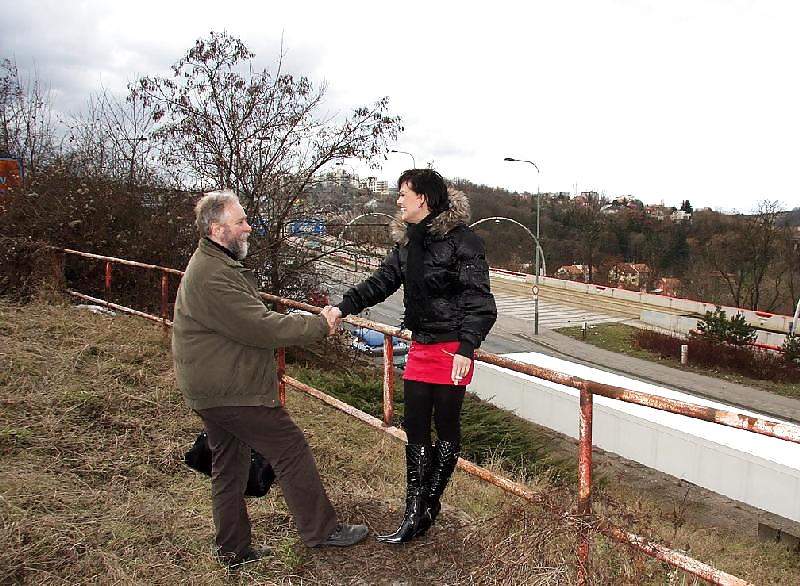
[52,246,800,586]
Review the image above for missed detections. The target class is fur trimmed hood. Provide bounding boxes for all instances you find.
[391,188,471,244]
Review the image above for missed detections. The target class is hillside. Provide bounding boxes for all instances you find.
[2,301,799,584]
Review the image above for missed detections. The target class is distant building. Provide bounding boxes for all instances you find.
[644,205,673,220]
[375,180,390,195]
[556,264,596,283]
[653,277,682,297]
[671,209,692,222]
[573,192,599,207]
[608,262,652,291]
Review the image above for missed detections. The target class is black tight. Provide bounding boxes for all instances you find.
[402,380,466,445]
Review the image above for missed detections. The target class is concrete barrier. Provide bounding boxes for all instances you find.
[471,352,800,523]
[612,288,642,303]
[491,270,795,333]
[640,310,788,347]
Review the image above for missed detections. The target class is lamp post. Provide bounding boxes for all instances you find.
[334,161,358,197]
[389,149,416,168]
[337,212,403,272]
[470,216,546,335]
[504,156,542,334]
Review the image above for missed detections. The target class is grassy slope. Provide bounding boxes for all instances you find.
[1,301,797,585]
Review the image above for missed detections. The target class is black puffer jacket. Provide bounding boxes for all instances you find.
[338,189,497,357]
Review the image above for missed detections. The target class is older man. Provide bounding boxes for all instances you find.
[172,189,368,568]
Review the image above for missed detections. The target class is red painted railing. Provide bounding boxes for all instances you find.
[53,246,800,586]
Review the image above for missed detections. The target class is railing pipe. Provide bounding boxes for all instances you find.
[276,301,287,406]
[383,334,394,426]
[67,291,172,325]
[576,385,594,586]
[104,261,112,299]
[474,350,800,445]
[55,247,184,275]
[160,271,169,334]
[597,524,754,585]
[51,250,65,287]
[278,348,286,406]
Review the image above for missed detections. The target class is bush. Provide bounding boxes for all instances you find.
[0,167,196,312]
[635,329,800,383]
[697,306,756,346]
[783,334,800,367]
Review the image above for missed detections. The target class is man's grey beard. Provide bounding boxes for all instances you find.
[228,236,249,260]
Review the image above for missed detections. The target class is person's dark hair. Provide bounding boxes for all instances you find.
[397,169,449,215]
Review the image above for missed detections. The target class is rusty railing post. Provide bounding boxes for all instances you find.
[50,249,66,290]
[276,302,286,406]
[278,347,286,406]
[104,260,112,300]
[160,271,169,335]
[577,384,594,586]
[383,334,395,426]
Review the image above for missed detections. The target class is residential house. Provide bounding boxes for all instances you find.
[556,264,596,283]
[608,262,652,291]
[653,277,682,297]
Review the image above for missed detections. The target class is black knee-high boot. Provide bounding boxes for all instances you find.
[414,440,460,537]
[377,443,432,544]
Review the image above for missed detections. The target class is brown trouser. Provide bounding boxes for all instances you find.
[197,405,338,556]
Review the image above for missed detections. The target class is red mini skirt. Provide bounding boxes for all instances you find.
[402,340,475,386]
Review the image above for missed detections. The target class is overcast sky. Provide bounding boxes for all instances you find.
[4,0,799,212]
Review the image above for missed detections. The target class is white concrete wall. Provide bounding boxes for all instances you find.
[525,274,794,333]
[471,352,800,523]
[640,310,788,347]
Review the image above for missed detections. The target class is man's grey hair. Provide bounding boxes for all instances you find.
[195,189,240,236]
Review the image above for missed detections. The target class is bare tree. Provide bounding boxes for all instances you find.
[570,195,606,283]
[0,58,58,172]
[131,32,403,296]
[699,201,785,310]
[66,88,158,187]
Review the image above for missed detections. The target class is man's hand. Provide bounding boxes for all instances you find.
[320,306,341,335]
[451,353,472,385]
[328,306,343,330]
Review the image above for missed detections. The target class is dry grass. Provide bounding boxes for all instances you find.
[2,300,798,585]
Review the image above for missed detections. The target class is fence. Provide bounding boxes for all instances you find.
[52,246,800,585]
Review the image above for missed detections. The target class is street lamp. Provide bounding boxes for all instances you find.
[504,156,542,334]
[470,216,546,335]
[334,161,359,191]
[389,149,416,168]
[337,212,403,272]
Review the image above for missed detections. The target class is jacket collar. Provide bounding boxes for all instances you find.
[198,237,244,267]
[391,188,471,245]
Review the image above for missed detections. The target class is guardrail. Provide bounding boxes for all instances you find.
[51,246,800,585]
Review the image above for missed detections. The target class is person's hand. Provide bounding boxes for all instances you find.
[451,354,472,385]
[320,306,339,335]
[327,306,343,330]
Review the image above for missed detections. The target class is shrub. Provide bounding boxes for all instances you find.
[696,306,756,346]
[635,329,800,383]
[783,334,800,367]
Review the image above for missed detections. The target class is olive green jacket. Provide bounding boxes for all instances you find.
[172,238,328,410]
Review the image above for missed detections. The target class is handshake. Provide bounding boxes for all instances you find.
[320,306,344,335]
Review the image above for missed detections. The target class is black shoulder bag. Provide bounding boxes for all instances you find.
[184,431,275,497]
